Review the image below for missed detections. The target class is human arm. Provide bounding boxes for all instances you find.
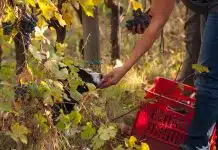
[99,0,176,88]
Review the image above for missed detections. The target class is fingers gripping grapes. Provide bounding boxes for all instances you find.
[99,67,127,88]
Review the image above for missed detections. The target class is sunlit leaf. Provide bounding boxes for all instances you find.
[2,6,16,23]
[26,0,36,7]
[128,136,137,148]
[192,64,209,73]
[54,12,66,27]
[130,0,143,10]
[140,142,150,150]
[93,0,102,5]
[61,2,75,27]
[78,0,95,17]
[37,0,57,20]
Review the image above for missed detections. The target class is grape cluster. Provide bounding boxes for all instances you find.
[14,84,28,100]
[19,14,38,49]
[126,8,152,33]
[2,22,13,35]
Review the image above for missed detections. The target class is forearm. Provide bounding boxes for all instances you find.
[124,21,164,70]
[123,0,175,71]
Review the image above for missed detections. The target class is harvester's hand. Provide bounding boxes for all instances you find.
[98,67,127,89]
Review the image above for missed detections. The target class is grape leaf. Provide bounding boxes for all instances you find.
[3,6,16,23]
[192,64,209,73]
[34,113,49,133]
[93,0,102,5]
[78,0,95,17]
[55,68,69,80]
[81,122,96,140]
[68,110,82,126]
[26,0,36,7]
[92,135,106,150]
[140,142,150,150]
[61,2,75,27]
[10,123,30,144]
[37,0,57,20]
[87,83,96,91]
[130,0,143,10]
[54,12,66,27]
[56,42,68,56]
[128,136,137,148]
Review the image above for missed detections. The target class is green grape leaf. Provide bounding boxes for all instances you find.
[55,68,69,80]
[192,64,209,73]
[81,122,96,140]
[98,124,117,141]
[34,113,49,133]
[56,114,71,131]
[68,110,82,126]
[92,135,106,150]
[99,131,110,141]
[56,43,68,56]
[10,123,30,144]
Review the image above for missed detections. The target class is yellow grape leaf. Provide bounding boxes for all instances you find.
[54,12,66,27]
[37,0,57,20]
[87,83,96,91]
[130,0,143,10]
[192,64,209,73]
[37,15,48,28]
[3,6,16,23]
[61,2,75,27]
[128,136,137,148]
[26,0,36,7]
[93,0,102,5]
[78,0,95,17]
[140,142,150,150]
[10,123,30,144]
[56,42,68,55]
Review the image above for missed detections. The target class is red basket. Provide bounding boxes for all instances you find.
[131,77,216,150]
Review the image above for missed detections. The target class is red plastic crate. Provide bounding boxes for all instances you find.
[131,77,216,150]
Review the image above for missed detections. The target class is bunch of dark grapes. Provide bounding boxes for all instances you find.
[2,22,13,35]
[19,14,38,49]
[126,8,152,33]
[14,84,28,100]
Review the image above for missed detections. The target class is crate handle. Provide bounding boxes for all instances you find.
[167,106,189,115]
